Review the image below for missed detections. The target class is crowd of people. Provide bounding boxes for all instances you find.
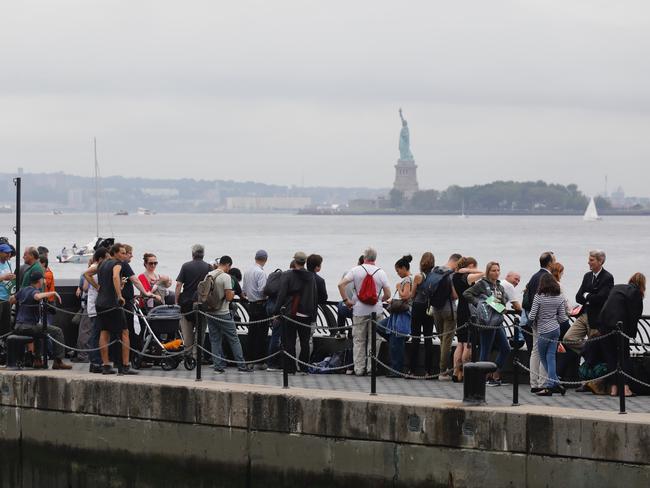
[0,240,646,398]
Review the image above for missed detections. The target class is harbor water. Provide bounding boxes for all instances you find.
[1,212,649,304]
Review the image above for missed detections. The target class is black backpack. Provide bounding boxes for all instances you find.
[423,267,454,308]
[263,269,283,299]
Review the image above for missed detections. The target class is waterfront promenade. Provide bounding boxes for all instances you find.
[1,367,649,487]
[66,363,650,413]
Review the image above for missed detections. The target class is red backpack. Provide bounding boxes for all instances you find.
[357,265,380,305]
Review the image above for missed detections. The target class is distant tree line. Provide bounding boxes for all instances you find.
[391,181,611,212]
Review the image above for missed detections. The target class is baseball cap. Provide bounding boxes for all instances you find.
[0,243,12,253]
[255,249,268,260]
[293,251,307,264]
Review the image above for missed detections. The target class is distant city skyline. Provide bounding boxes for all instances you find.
[2,1,650,197]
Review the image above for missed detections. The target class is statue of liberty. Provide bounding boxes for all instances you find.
[398,108,414,161]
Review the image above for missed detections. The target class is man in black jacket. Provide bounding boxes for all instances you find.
[274,251,318,374]
[563,250,614,354]
[521,251,556,352]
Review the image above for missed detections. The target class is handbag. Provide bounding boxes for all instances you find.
[389,298,409,313]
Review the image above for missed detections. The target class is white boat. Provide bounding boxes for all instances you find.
[57,239,96,264]
[583,197,601,221]
[137,207,155,215]
[52,209,63,215]
[459,199,468,219]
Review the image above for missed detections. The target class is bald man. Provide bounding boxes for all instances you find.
[502,271,522,313]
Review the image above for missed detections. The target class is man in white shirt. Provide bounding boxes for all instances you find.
[338,247,390,376]
[502,271,522,313]
[243,250,269,369]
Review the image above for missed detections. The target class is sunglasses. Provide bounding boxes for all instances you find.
[147,261,158,266]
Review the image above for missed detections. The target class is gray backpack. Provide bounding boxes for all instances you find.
[197,269,225,311]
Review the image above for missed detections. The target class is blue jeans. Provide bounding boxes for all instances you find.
[377,318,406,374]
[206,312,246,370]
[537,328,560,387]
[479,326,511,370]
[89,317,101,366]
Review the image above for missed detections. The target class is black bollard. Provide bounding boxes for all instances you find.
[194,305,202,382]
[616,322,626,414]
[370,312,377,396]
[463,361,497,405]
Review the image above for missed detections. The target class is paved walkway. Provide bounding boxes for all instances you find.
[70,363,650,414]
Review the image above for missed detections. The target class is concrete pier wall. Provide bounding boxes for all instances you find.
[0,371,649,487]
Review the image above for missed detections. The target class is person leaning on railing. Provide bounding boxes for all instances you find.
[596,272,645,397]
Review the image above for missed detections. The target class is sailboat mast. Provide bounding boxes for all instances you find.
[94,137,99,237]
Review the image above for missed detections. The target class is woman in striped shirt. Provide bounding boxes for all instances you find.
[528,273,569,396]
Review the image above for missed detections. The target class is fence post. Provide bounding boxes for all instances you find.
[511,319,520,406]
[12,177,21,329]
[370,312,377,396]
[281,309,289,389]
[40,300,48,368]
[616,321,626,414]
[471,320,479,363]
[194,304,202,382]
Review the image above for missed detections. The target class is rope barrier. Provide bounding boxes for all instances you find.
[514,359,618,387]
[199,310,278,325]
[46,334,119,353]
[281,350,355,372]
[371,355,443,380]
[195,344,282,365]
[372,319,468,339]
[517,326,617,345]
[621,371,650,389]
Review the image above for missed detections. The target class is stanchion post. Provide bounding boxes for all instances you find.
[281,309,289,389]
[616,321,626,414]
[511,320,520,406]
[471,320,479,363]
[13,177,21,329]
[370,312,377,396]
[40,300,48,368]
[195,304,202,382]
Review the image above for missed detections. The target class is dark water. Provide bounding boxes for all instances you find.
[0,441,382,488]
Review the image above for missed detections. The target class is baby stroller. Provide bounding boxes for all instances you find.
[133,304,195,370]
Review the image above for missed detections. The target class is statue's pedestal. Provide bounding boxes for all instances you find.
[393,159,419,199]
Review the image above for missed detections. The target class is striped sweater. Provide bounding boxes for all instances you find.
[528,294,569,334]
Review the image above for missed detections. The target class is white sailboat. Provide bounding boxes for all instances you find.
[459,198,468,219]
[57,138,111,263]
[583,197,601,221]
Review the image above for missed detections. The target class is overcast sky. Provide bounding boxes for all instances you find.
[2,1,650,196]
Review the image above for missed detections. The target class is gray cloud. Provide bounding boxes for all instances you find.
[1,0,650,196]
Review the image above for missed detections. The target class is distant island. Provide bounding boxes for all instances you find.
[1,171,648,216]
[301,181,650,216]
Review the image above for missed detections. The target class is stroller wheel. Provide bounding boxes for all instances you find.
[160,357,177,371]
[183,356,197,371]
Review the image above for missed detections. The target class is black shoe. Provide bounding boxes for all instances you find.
[102,364,116,375]
[552,384,566,396]
[89,364,103,374]
[536,388,553,396]
[530,387,543,393]
[118,365,138,375]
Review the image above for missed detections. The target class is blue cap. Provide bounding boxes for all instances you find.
[0,243,12,253]
[255,249,268,260]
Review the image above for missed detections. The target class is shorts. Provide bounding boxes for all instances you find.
[95,307,127,333]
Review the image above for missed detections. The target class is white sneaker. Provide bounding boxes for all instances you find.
[438,373,452,381]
